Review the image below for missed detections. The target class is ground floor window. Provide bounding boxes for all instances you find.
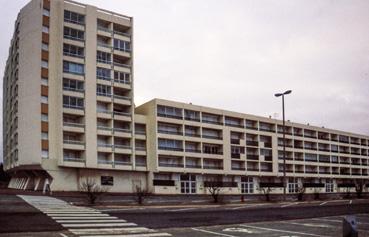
[180,174,196,194]
[241,177,254,194]
[288,179,299,193]
[326,180,334,193]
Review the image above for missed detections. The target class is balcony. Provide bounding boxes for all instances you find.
[158,130,183,136]
[158,146,183,152]
[246,141,258,147]
[185,148,201,153]
[157,113,183,120]
[158,162,184,168]
[202,134,222,140]
[63,157,85,162]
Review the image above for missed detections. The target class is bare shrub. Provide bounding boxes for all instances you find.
[80,177,108,205]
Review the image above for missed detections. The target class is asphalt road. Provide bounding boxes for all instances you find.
[0,194,63,234]
[102,199,369,229]
[1,194,369,237]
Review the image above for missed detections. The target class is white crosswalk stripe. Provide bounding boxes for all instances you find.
[18,195,172,237]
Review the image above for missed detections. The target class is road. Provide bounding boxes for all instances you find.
[101,199,369,228]
[1,194,369,237]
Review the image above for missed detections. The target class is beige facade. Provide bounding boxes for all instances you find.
[3,0,369,195]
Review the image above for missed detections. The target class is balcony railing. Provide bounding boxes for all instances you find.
[63,157,85,162]
[63,122,84,128]
[184,117,200,122]
[158,130,182,135]
[185,148,201,153]
[246,141,258,146]
[158,163,184,168]
[232,166,246,171]
[185,164,202,169]
[114,144,131,149]
[157,113,183,120]
[114,161,131,166]
[202,135,222,140]
[202,120,223,126]
[98,143,113,147]
[98,159,113,164]
[203,165,223,170]
[158,147,183,152]
[247,155,259,160]
[185,132,201,137]
[63,140,85,145]
[231,139,240,145]
[113,127,131,133]
[225,123,244,128]
[113,111,131,117]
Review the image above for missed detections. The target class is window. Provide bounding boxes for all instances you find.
[101,176,114,186]
[97,67,111,80]
[241,177,253,194]
[41,150,49,159]
[41,78,48,86]
[97,51,111,64]
[63,44,84,58]
[42,43,49,51]
[63,61,84,75]
[114,39,131,52]
[41,60,48,68]
[63,78,84,92]
[63,96,84,109]
[42,26,49,33]
[41,114,48,122]
[41,132,48,140]
[64,27,84,41]
[43,9,50,17]
[64,10,85,25]
[158,138,182,151]
[326,180,334,193]
[97,84,111,96]
[114,71,130,84]
[41,96,48,104]
[288,178,299,193]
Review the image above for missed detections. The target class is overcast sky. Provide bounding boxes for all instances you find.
[1,0,369,161]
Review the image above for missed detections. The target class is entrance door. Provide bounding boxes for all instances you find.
[180,174,196,194]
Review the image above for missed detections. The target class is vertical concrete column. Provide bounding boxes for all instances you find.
[223,127,231,172]
[271,135,279,175]
[84,6,98,167]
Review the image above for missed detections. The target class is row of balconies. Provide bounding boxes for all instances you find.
[156,105,369,146]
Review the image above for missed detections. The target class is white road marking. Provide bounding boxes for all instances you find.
[168,207,196,212]
[319,202,327,206]
[52,216,118,220]
[281,202,298,208]
[100,207,145,212]
[240,224,330,237]
[18,195,172,237]
[70,227,153,234]
[62,222,137,228]
[350,200,352,204]
[56,219,127,223]
[231,203,266,210]
[48,213,110,217]
[287,221,332,228]
[191,228,237,237]
[79,233,172,237]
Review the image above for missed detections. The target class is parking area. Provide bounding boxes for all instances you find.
[164,214,369,237]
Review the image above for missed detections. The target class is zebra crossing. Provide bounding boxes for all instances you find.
[18,195,172,237]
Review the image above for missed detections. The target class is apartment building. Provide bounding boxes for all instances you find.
[3,0,369,195]
[3,0,149,192]
[135,99,369,195]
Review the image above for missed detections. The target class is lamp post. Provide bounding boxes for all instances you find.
[275,90,292,201]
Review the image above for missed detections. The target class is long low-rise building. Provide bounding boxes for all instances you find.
[3,0,369,195]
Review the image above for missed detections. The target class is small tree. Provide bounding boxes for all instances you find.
[344,187,351,199]
[260,187,272,202]
[206,182,222,203]
[313,188,320,200]
[297,186,306,201]
[134,185,150,205]
[80,177,108,205]
[355,182,363,199]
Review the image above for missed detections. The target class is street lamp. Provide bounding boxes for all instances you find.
[275,90,292,201]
